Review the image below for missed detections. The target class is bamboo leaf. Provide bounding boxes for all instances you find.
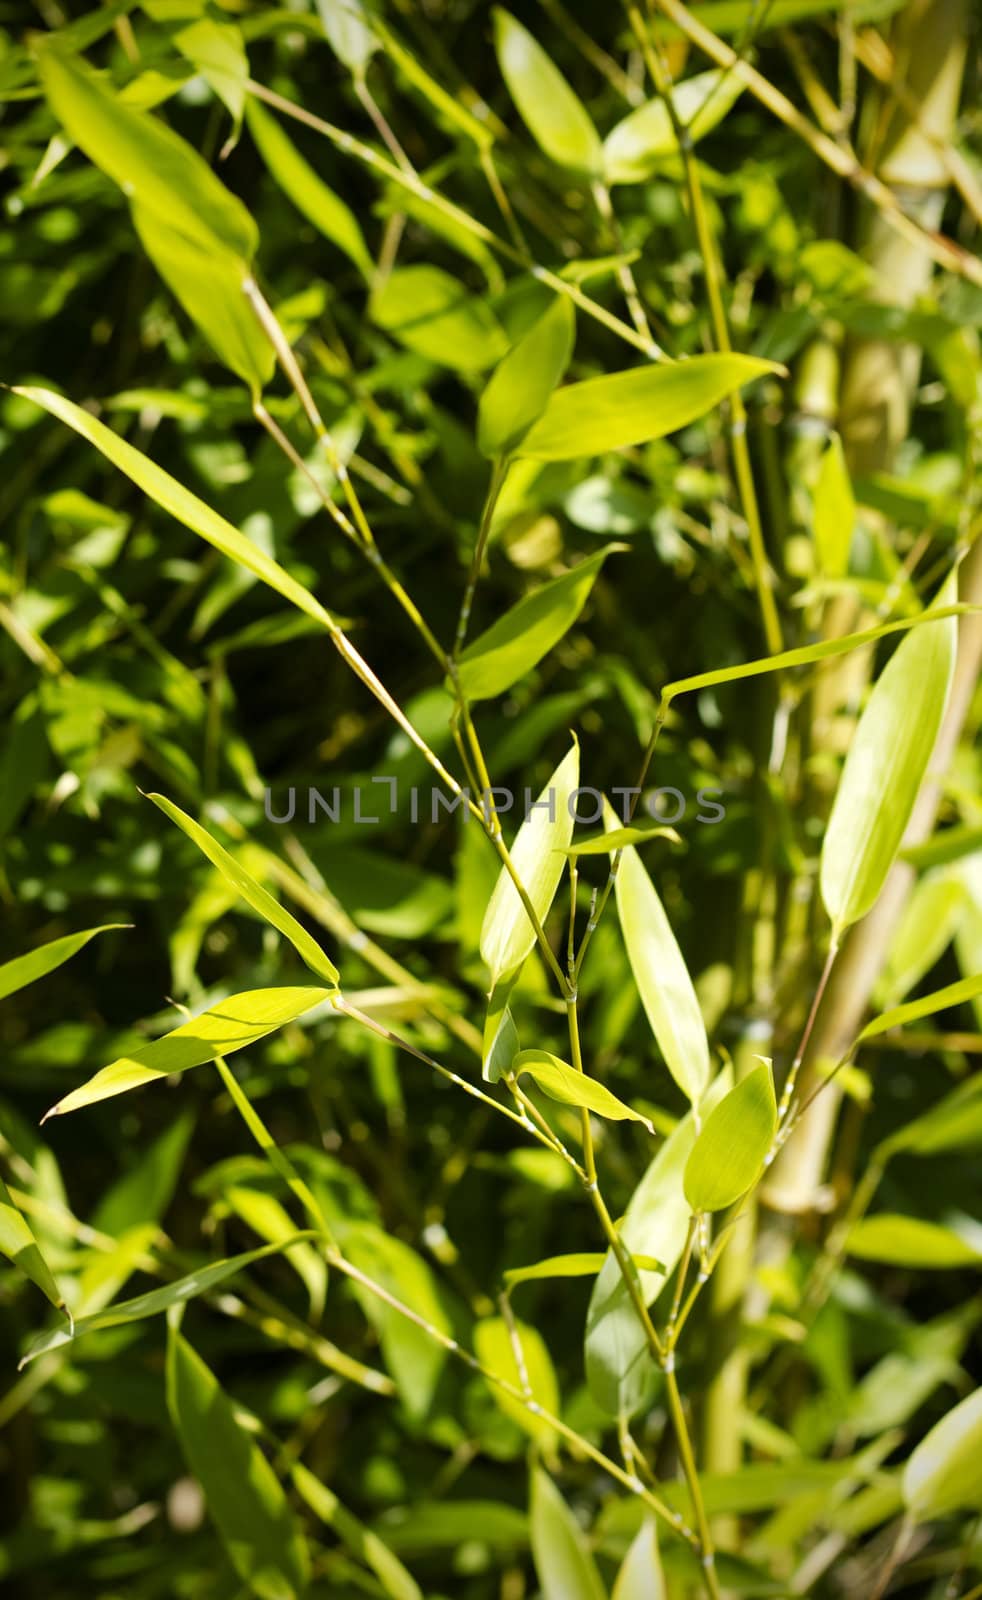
[859,972,982,1041]
[612,1519,665,1600]
[875,873,965,1007]
[291,1462,422,1600]
[846,1215,982,1269]
[225,1187,327,1319]
[560,823,680,855]
[42,988,331,1119]
[478,297,576,458]
[147,793,339,986]
[604,70,745,185]
[480,743,578,985]
[1,1175,68,1319]
[609,802,709,1105]
[371,265,507,372]
[245,99,373,280]
[341,1222,451,1419]
[517,354,776,461]
[684,1060,776,1212]
[12,388,337,633]
[821,576,958,935]
[514,1049,654,1128]
[530,1468,608,1600]
[174,17,248,137]
[0,924,128,1002]
[504,1253,607,1287]
[493,9,602,175]
[458,546,625,701]
[879,1075,982,1159]
[812,432,855,579]
[482,976,520,1084]
[474,1314,560,1449]
[903,1389,982,1521]
[167,1324,311,1600]
[316,0,379,76]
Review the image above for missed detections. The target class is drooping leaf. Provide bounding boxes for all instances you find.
[560,824,679,856]
[514,1049,653,1128]
[504,1253,606,1288]
[457,546,624,702]
[516,355,776,461]
[174,16,248,137]
[812,432,855,579]
[245,98,374,280]
[148,794,339,986]
[371,265,507,372]
[474,1314,560,1449]
[603,70,745,185]
[1,1175,67,1318]
[480,743,578,985]
[478,297,576,458]
[684,1060,776,1212]
[342,1222,451,1419]
[612,1518,665,1600]
[225,1186,327,1318]
[43,988,331,1119]
[530,1468,608,1600]
[493,9,602,175]
[609,802,709,1105]
[903,1388,982,1521]
[167,1325,311,1600]
[0,924,127,1002]
[292,1462,422,1600]
[820,576,958,934]
[20,1238,315,1366]
[316,0,379,76]
[846,1215,982,1269]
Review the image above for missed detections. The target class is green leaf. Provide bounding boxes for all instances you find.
[609,803,709,1105]
[517,354,776,461]
[603,70,745,185]
[875,872,965,1007]
[131,203,273,398]
[371,265,507,372]
[812,432,855,579]
[504,1253,606,1287]
[1,1175,68,1318]
[20,1238,314,1366]
[458,546,624,702]
[861,970,982,1043]
[903,1389,982,1521]
[612,1519,665,1600]
[342,1222,451,1418]
[493,9,602,175]
[316,0,379,76]
[846,1215,982,1269]
[174,17,248,136]
[478,297,576,458]
[147,794,339,986]
[12,388,337,634]
[820,576,958,935]
[480,743,578,985]
[514,1050,654,1128]
[482,976,520,1084]
[0,924,127,1002]
[684,1061,776,1212]
[35,41,256,260]
[167,1325,311,1600]
[474,1315,560,1449]
[879,1075,982,1159]
[42,988,330,1119]
[225,1187,327,1319]
[291,1462,422,1600]
[530,1468,608,1600]
[245,99,373,281]
[560,824,680,856]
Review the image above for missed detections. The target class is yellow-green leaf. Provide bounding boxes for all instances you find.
[225,1187,327,1318]
[514,1049,654,1128]
[493,9,602,175]
[504,1253,606,1287]
[812,431,855,579]
[609,803,709,1105]
[612,1519,665,1600]
[478,297,576,458]
[860,972,982,1043]
[342,1222,450,1419]
[175,17,248,135]
[458,546,624,702]
[480,743,578,984]
[474,1314,560,1449]
[12,388,337,633]
[148,793,339,986]
[371,265,508,372]
[316,0,379,76]
[0,923,127,1002]
[846,1214,982,1269]
[903,1389,982,1521]
[517,354,776,461]
[245,99,373,281]
[43,988,330,1119]
[684,1060,776,1212]
[530,1468,607,1600]
[603,70,745,185]
[167,1325,311,1600]
[291,1461,422,1600]
[1,1175,68,1318]
[560,824,680,856]
[820,576,958,935]
[878,1074,982,1160]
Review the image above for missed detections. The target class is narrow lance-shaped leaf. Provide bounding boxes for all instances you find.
[612,1519,665,1600]
[478,296,576,458]
[608,801,709,1106]
[514,1049,654,1129]
[493,9,602,175]
[1,1175,68,1320]
[504,1254,607,1287]
[480,743,578,985]
[174,17,248,139]
[560,824,679,856]
[604,69,746,185]
[820,573,958,935]
[903,1388,982,1521]
[458,546,625,702]
[684,1060,776,1212]
[43,987,331,1120]
[530,1468,608,1600]
[147,793,339,986]
[291,1461,422,1600]
[316,0,379,76]
[167,1324,311,1600]
[878,1074,982,1160]
[474,1315,560,1450]
[812,431,855,579]
[0,924,128,1002]
[860,970,982,1042]
[371,265,508,372]
[846,1215,982,1269]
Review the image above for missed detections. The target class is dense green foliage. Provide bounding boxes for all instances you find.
[1,2,981,1598]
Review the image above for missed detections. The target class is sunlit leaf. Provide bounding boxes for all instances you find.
[316,0,379,76]
[846,1214,982,1269]
[292,1462,422,1600]
[903,1388,982,1521]
[1,1175,68,1318]
[474,1314,560,1449]
[245,98,373,280]
[684,1060,776,1212]
[604,70,745,185]
[342,1222,451,1419]
[514,1049,654,1128]
[225,1186,327,1319]
[175,16,248,137]
[372,265,507,372]
[560,824,679,856]
[530,1468,608,1600]
[812,432,855,579]
[478,297,576,458]
[0,924,127,1002]
[875,872,965,1008]
[504,1253,606,1287]
[612,1518,665,1600]
[493,9,602,175]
